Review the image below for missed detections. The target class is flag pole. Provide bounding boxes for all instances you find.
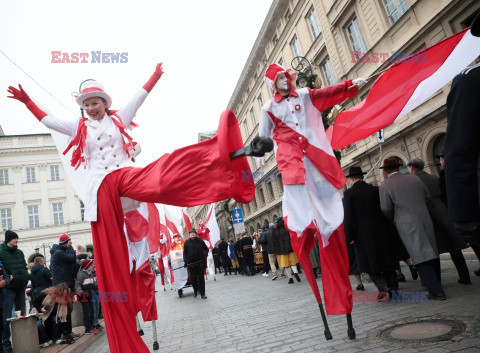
[346,313,356,339]
[348,66,392,89]
[318,304,333,340]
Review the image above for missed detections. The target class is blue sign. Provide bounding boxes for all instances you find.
[231,208,244,224]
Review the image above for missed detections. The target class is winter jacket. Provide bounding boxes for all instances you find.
[50,244,76,287]
[30,264,52,298]
[183,237,209,269]
[0,242,28,289]
[74,269,97,296]
[271,226,293,255]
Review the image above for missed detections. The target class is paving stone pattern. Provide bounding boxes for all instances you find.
[85,254,480,352]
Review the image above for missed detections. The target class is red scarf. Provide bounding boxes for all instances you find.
[63,111,138,170]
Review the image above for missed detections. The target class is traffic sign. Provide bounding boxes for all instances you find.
[231,208,244,224]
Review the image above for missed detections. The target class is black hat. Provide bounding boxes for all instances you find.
[346,166,367,178]
[5,230,18,244]
[189,228,197,234]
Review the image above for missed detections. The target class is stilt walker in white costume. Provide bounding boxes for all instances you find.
[7,63,269,352]
[259,63,366,340]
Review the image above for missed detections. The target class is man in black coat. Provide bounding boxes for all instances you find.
[29,256,52,299]
[258,226,271,277]
[50,234,76,289]
[234,238,244,275]
[217,237,232,275]
[183,228,209,299]
[408,158,471,284]
[444,49,480,247]
[240,233,255,276]
[343,166,399,299]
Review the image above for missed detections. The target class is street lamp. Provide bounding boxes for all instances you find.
[35,243,51,259]
[291,56,318,89]
[34,247,40,253]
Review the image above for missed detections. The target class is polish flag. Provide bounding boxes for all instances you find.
[204,204,221,247]
[123,202,158,322]
[182,208,193,232]
[164,207,182,238]
[329,26,480,149]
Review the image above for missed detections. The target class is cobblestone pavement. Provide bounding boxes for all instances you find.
[86,253,480,352]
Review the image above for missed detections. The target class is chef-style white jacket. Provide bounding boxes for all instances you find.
[40,89,148,221]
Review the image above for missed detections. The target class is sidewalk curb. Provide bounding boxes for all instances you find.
[61,331,106,353]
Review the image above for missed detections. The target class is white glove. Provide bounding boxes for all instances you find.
[352,78,367,88]
[160,236,167,244]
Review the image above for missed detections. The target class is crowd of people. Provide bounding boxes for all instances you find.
[344,154,479,302]
[0,230,101,351]
[209,217,308,284]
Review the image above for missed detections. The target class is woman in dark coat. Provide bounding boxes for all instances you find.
[271,217,301,284]
[343,167,400,297]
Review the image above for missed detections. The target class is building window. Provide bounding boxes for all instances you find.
[251,197,257,211]
[258,187,266,205]
[80,200,85,221]
[272,35,279,47]
[382,0,407,24]
[28,205,39,228]
[26,167,36,183]
[266,180,274,200]
[278,58,284,67]
[306,8,322,39]
[50,165,60,181]
[290,36,303,57]
[250,108,257,126]
[244,120,250,137]
[321,58,337,85]
[257,94,264,109]
[346,17,368,59]
[243,203,250,215]
[277,174,284,193]
[0,209,12,231]
[53,203,64,225]
[285,9,292,23]
[0,169,8,185]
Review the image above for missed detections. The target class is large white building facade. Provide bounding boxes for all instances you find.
[0,127,92,264]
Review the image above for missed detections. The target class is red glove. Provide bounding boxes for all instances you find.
[143,63,164,93]
[7,84,47,121]
[7,84,31,104]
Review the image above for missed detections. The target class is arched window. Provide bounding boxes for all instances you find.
[432,133,445,174]
[264,219,269,227]
[256,222,262,231]
[249,226,255,235]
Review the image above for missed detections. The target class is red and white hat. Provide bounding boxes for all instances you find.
[75,80,112,108]
[264,64,297,92]
[81,258,94,269]
[59,233,71,245]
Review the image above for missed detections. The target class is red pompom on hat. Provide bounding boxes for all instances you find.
[81,258,94,269]
[59,234,71,245]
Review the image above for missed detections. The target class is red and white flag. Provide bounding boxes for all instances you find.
[182,208,193,233]
[123,202,158,322]
[329,26,480,149]
[164,207,182,238]
[205,204,221,247]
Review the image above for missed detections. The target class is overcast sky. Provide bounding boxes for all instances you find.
[0,0,273,222]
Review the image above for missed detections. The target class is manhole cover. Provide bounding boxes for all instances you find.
[380,319,466,343]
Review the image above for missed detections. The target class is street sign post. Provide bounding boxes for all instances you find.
[231,208,245,234]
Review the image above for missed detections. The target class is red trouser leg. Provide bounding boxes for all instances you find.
[318,224,353,315]
[91,174,150,353]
